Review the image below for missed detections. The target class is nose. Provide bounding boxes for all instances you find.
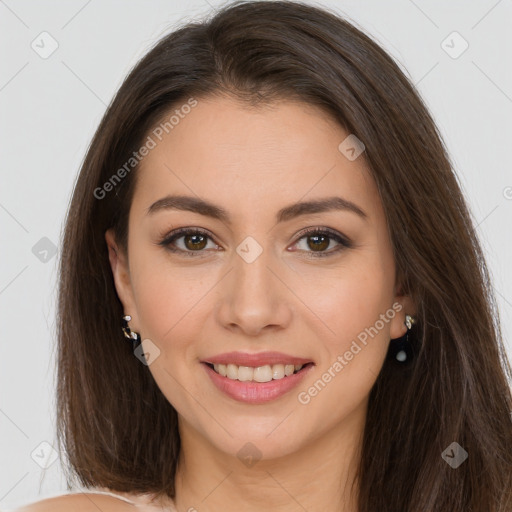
[215,246,293,337]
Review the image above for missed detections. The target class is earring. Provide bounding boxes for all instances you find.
[389,314,417,364]
[121,315,141,349]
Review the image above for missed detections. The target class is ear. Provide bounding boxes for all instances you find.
[105,229,139,327]
[389,282,417,340]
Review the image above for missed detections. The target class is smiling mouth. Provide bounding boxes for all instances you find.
[203,362,314,383]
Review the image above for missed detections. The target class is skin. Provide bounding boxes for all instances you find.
[106,95,416,512]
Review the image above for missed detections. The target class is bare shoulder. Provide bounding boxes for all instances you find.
[12,492,135,512]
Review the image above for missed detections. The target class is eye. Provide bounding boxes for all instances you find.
[158,226,352,258]
[290,227,352,258]
[158,228,219,257]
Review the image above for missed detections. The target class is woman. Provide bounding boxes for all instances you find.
[15,1,512,511]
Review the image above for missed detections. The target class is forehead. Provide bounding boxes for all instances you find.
[133,95,381,224]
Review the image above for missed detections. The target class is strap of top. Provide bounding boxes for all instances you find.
[78,489,177,511]
[80,489,136,503]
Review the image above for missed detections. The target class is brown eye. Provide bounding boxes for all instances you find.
[159,228,218,256]
[159,226,352,259]
[183,233,208,250]
[291,227,352,258]
[305,233,330,252]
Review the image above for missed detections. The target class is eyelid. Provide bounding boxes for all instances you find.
[158,227,218,256]
[158,225,352,257]
[290,226,352,258]
[293,226,351,244]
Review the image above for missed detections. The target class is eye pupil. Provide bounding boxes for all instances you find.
[185,234,207,250]
[308,234,329,251]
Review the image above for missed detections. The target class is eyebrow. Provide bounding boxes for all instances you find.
[146,194,368,224]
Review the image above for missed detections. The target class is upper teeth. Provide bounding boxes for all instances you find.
[212,363,305,382]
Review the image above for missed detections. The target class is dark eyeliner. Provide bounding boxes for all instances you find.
[158,226,352,258]
[158,227,216,257]
[294,226,352,258]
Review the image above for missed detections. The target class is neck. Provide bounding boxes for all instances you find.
[173,404,365,512]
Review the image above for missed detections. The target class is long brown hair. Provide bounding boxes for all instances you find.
[56,1,512,510]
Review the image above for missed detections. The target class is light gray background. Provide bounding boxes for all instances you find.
[1,0,511,509]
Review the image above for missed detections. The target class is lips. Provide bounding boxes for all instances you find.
[200,351,316,403]
[201,351,314,367]
[202,360,315,403]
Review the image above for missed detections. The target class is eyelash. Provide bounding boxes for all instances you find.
[158,226,352,259]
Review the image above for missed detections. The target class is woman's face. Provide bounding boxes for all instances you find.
[106,95,414,461]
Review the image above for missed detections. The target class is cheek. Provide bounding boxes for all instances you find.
[131,261,206,405]
[296,276,393,415]
[307,261,393,339]
[309,267,394,391]
[129,251,190,340]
